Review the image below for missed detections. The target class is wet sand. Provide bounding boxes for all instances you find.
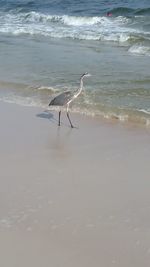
[0,101,150,267]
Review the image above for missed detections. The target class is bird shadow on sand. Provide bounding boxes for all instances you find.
[36,110,54,120]
[36,110,58,125]
[36,110,78,129]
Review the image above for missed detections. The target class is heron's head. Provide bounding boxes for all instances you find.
[81,72,91,78]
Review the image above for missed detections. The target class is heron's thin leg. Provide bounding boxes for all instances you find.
[66,105,74,128]
[58,110,61,126]
[67,112,74,128]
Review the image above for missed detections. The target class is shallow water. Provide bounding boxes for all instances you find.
[0,0,150,125]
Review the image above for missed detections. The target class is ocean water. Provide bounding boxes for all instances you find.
[0,0,150,125]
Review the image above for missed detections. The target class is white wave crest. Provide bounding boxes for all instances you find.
[139,109,150,115]
[128,44,150,56]
[21,12,131,26]
[103,33,131,42]
[1,11,112,26]
[0,11,148,44]
[61,15,105,26]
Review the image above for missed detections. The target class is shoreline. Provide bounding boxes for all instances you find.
[0,101,150,267]
[0,79,150,129]
[1,95,150,130]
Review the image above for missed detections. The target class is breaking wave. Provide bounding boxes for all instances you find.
[128,44,150,56]
[0,10,149,48]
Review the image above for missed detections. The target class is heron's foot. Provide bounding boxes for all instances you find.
[70,124,78,129]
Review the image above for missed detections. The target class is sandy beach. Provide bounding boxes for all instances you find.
[0,101,150,266]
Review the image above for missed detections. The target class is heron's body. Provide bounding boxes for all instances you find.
[49,91,74,106]
[49,73,91,128]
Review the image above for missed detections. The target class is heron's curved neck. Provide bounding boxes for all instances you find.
[76,76,84,95]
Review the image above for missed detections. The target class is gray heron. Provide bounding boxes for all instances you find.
[49,72,91,128]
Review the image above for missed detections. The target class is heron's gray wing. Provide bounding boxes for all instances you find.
[49,91,73,106]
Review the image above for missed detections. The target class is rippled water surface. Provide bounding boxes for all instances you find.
[0,0,150,125]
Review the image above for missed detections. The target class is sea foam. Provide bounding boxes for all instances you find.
[0,11,148,45]
[129,44,150,55]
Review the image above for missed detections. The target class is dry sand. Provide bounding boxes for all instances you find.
[0,101,150,267]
